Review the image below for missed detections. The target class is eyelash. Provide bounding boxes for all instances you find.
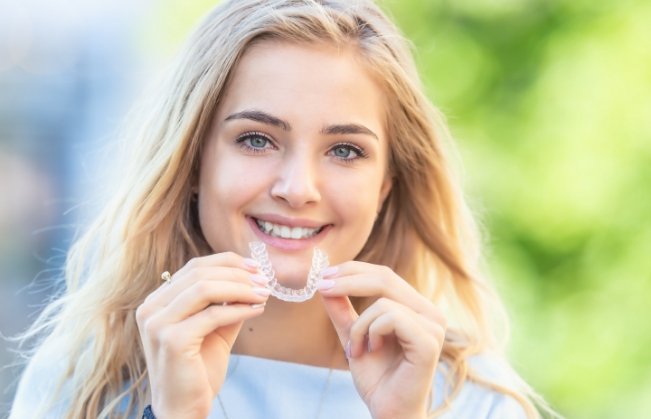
[328,142,368,162]
[235,132,276,153]
[234,132,369,162]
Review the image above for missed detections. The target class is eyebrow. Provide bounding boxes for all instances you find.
[225,110,290,131]
[321,123,378,140]
[224,109,379,140]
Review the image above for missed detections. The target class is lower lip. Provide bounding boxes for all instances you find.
[246,217,331,251]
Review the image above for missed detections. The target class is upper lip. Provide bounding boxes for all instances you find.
[249,214,330,229]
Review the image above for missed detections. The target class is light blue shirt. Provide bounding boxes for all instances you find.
[10,352,527,418]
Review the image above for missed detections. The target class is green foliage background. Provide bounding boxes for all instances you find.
[386,1,651,418]
[143,1,651,417]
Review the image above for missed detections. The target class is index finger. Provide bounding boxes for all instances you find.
[317,261,437,318]
[147,252,260,305]
[175,252,259,277]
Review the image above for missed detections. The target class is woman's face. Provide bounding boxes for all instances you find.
[198,41,392,287]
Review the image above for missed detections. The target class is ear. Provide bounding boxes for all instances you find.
[190,185,199,201]
[377,175,393,213]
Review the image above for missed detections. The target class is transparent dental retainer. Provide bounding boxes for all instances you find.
[248,241,329,302]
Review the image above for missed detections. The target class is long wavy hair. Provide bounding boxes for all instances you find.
[19,0,550,417]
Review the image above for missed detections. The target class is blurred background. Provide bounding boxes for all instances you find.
[1,0,649,417]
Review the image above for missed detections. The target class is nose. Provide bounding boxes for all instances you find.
[270,151,321,208]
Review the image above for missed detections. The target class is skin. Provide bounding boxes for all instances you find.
[136,41,446,419]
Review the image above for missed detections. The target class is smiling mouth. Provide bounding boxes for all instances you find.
[253,218,326,240]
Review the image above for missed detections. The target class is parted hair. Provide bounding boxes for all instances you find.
[21,0,547,417]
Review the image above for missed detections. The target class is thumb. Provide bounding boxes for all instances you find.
[320,294,358,351]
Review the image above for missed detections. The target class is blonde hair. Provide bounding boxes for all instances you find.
[20,0,552,417]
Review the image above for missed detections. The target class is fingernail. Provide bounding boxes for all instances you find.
[316,279,336,290]
[252,287,271,296]
[243,258,259,269]
[345,340,352,359]
[250,274,270,285]
[250,302,266,309]
[321,266,339,278]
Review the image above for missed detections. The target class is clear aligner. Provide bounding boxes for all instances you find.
[248,242,329,302]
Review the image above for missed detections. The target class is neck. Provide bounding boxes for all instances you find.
[232,296,348,370]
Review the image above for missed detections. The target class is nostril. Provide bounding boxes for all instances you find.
[270,177,321,207]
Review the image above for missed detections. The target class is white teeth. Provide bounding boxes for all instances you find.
[255,219,321,239]
[290,227,302,239]
[280,226,291,238]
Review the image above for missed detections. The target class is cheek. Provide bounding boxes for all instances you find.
[201,152,267,199]
[197,157,268,253]
[198,153,262,230]
[327,171,383,224]
[325,184,380,263]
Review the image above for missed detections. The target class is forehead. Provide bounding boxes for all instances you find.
[215,40,387,138]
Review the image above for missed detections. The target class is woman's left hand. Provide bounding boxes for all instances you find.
[318,262,447,419]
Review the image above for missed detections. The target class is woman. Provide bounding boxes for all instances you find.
[10,0,551,418]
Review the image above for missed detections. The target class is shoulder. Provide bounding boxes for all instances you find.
[432,354,529,419]
[9,342,72,419]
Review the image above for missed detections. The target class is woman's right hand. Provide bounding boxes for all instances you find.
[136,252,270,419]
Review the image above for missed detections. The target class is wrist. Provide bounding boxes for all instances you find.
[145,403,207,419]
[373,404,429,419]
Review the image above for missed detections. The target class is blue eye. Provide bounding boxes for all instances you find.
[333,146,353,158]
[329,143,367,161]
[249,136,268,148]
[236,132,275,153]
